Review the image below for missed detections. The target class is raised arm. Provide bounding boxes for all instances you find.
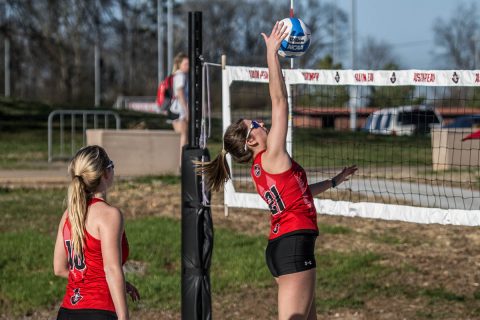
[261,22,291,172]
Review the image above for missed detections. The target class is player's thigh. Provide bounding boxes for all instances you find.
[277,268,316,320]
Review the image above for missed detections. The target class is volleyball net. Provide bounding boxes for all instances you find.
[222,65,480,226]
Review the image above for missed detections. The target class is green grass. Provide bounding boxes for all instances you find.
[0,231,66,315]
[0,130,51,169]
[0,193,269,316]
[1,186,480,318]
[0,96,54,113]
[420,288,465,302]
[0,187,66,233]
[1,96,478,319]
[319,224,352,235]
[129,175,181,185]
[125,217,271,310]
[369,232,404,245]
[0,97,435,170]
[0,186,270,316]
[2,211,388,317]
[316,251,387,311]
[0,97,174,169]
[124,218,182,309]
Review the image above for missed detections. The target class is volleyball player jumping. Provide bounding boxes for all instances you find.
[196,22,357,319]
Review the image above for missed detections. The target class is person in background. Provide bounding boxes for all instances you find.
[53,145,139,320]
[169,52,190,169]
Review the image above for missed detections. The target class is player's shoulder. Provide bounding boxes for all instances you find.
[91,202,123,226]
[59,209,69,226]
[261,150,292,175]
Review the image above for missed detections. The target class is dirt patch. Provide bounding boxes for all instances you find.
[108,181,480,319]
[5,178,480,319]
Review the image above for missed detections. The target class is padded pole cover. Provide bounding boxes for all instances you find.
[181,146,213,320]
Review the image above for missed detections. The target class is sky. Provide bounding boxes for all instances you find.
[334,0,479,69]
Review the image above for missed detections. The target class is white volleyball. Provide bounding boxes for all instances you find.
[278,17,311,58]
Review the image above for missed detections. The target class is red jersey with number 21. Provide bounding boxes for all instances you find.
[61,198,129,312]
[251,150,318,240]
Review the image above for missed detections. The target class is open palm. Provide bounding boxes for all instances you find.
[334,165,358,185]
[261,21,289,52]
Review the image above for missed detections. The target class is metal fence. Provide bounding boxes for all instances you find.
[48,110,121,162]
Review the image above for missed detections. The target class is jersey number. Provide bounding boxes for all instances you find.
[264,185,285,215]
[65,240,86,271]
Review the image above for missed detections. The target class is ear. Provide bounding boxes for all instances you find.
[102,169,111,180]
[246,135,259,149]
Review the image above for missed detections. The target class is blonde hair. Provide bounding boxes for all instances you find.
[195,119,253,192]
[67,145,110,254]
[172,52,188,73]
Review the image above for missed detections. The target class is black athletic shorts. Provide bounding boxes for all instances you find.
[57,307,117,320]
[265,232,317,278]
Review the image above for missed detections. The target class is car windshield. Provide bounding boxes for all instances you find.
[398,110,440,125]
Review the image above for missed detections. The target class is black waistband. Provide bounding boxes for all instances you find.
[59,307,116,316]
[268,229,318,243]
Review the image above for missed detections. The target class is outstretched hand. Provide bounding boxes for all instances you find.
[334,165,358,186]
[261,21,289,53]
[126,281,140,302]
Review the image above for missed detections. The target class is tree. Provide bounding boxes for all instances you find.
[359,36,397,70]
[0,0,351,106]
[433,3,480,108]
[355,37,424,108]
[433,3,480,69]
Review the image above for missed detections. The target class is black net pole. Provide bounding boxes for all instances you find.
[189,11,202,148]
[181,11,213,320]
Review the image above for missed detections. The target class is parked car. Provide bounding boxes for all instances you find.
[363,105,443,136]
[443,114,480,129]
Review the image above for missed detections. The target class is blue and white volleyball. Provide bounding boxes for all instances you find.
[278,17,311,58]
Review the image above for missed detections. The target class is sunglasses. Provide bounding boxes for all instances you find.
[106,160,115,170]
[244,120,262,151]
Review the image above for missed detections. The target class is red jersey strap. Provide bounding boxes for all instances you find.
[88,197,106,206]
[64,198,106,229]
[253,149,267,163]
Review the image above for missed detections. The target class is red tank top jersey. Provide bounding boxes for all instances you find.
[61,198,129,312]
[251,151,319,240]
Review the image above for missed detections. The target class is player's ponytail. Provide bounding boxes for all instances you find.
[67,175,88,255]
[195,149,231,192]
[67,146,110,255]
[195,119,253,192]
